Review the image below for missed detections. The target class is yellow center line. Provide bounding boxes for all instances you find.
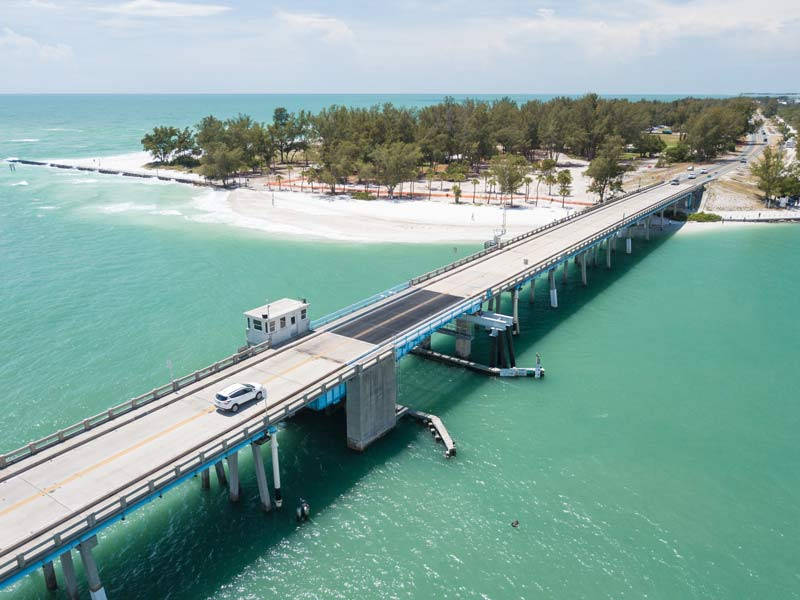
[0,406,216,518]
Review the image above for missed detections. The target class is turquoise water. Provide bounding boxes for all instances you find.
[1,97,799,599]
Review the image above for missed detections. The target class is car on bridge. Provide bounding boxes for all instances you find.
[670,177,680,185]
[214,383,265,413]
[688,172,697,179]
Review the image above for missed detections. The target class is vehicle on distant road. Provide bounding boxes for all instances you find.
[740,157,747,163]
[688,173,697,179]
[687,165,694,171]
[670,178,680,185]
[700,168,708,174]
[214,383,265,413]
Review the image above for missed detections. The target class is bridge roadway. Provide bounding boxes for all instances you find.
[0,170,725,588]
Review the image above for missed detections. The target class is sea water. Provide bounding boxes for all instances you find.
[1,96,798,599]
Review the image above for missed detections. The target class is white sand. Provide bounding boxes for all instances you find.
[191,188,574,243]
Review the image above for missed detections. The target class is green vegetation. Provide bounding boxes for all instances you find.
[557,170,573,207]
[350,191,376,200]
[585,136,630,202]
[749,147,800,207]
[144,95,758,192]
[687,212,723,222]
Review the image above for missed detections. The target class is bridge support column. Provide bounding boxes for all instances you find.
[487,296,495,312]
[660,209,665,230]
[60,550,79,600]
[251,442,272,512]
[346,353,397,451]
[562,259,568,283]
[528,278,536,304]
[214,461,227,487]
[645,217,651,241]
[548,269,558,308]
[593,245,599,268]
[78,537,107,600]
[455,318,472,358]
[270,426,282,508]
[420,336,431,350]
[511,289,520,335]
[606,239,612,269]
[613,234,618,253]
[227,452,240,502]
[43,560,57,591]
[626,229,633,255]
[581,252,588,286]
[201,468,210,490]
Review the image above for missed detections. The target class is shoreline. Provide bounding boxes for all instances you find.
[12,151,800,244]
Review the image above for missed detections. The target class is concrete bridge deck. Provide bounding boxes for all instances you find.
[0,140,764,594]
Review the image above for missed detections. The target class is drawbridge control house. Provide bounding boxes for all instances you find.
[245,299,309,347]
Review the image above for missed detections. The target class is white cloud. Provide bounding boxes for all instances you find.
[105,0,230,18]
[274,10,355,45]
[0,27,73,61]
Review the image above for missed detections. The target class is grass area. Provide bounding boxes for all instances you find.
[350,191,376,200]
[670,211,723,222]
[652,132,682,148]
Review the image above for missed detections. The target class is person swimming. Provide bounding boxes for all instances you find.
[511,520,519,528]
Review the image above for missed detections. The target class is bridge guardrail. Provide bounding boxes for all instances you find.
[0,346,396,585]
[487,184,699,297]
[0,341,272,470]
[408,180,664,287]
[310,282,410,330]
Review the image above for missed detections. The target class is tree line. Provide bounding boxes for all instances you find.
[142,94,758,196]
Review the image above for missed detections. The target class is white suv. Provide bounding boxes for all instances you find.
[214,383,265,413]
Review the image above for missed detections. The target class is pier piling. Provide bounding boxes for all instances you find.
[214,461,227,487]
[548,269,558,308]
[250,442,272,512]
[227,453,240,502]
[78,537,106,600]
[59,550,79,600]
[42,561,57,591]
[269,426,282,508]
[528,278,536,304]
[511,289,520,335]
[201,468,210,490]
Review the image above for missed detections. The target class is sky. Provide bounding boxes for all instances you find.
[0,0,799,94]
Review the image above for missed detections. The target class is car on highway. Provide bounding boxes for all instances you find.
[740,157,747,163]
[688,173,697,179]
[700,168,708,174]
[214,383,265,413]
[670,178,680,185]
[687,165,694,171]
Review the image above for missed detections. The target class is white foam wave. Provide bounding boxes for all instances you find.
[9,139,39,143]
[36,205,58,211]
[11,181,29,187]
[44,128,83,132]
[99,202,158,214]
[150,209,182,216]
[71,178,98,185]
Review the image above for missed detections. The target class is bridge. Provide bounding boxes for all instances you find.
[0,146,757,598]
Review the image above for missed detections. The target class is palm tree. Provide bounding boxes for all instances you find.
[275,174,283,191]
[471,178,479,203]
[426,171,435,200]
[523,176,532,203]
[488,177,497,204]
[453,184,462,204]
